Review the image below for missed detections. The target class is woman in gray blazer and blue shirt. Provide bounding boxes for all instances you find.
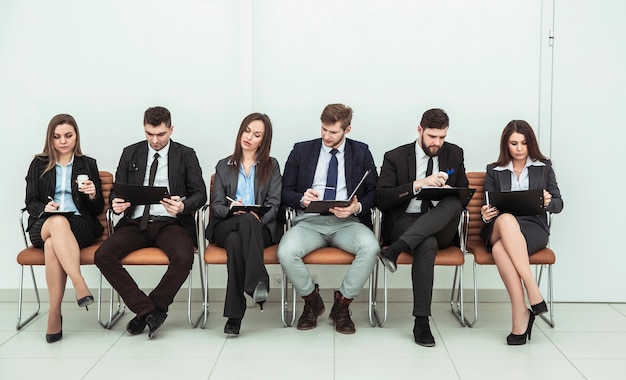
[205,113,282,335]
[480,120,563,345]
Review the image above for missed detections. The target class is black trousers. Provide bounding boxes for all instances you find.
[94,219,195,318]
[390,196,462,317]
[212,213,272,319]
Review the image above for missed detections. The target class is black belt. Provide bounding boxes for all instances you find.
[134,216,175,223]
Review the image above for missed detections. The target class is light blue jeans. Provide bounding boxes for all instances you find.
[277,215,379,299]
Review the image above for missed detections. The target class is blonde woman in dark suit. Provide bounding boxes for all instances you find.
[480,120,563,345]
[206,113,282,335]
[25,114,104,343]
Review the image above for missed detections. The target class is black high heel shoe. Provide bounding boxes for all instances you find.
[224,318,241,335]
[507,309,535,345]
[531,300,548,316]
[252,282,268,311]
[46,316,63,343]
[77,295,94,311]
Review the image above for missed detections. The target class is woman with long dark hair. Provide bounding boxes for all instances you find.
[205,113,282,335]
[480,120,563,345]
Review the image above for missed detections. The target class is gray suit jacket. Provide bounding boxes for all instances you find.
[206,156,282,243]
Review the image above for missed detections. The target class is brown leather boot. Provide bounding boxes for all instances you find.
[329,290,355,334]
[296,284,325,330]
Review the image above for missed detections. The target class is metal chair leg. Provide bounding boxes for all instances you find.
[449,264,466,326]
[281,270,296,327]
[201,262,210,329]
[16,265,40,330]
[187,251,205,328]
[97,273,125,329]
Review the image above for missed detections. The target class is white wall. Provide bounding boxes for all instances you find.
[1,0,624,302]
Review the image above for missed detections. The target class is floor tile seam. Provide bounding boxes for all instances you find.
[541,327,588,378]
[81,330,126,378]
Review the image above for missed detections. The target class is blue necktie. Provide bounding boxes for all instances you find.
[324,149,339,200]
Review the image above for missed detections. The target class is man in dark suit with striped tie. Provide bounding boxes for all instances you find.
[278,103,379,334]
[94,106,207,339]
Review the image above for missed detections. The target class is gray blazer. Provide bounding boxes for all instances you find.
[206,156,282,243]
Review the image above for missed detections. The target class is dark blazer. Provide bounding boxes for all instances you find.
[206,156,283,243]
[281,138,379,225]
[25,155,104,236]
[484,159,563,231]
[111,140,207,242]
[376,141,468,244]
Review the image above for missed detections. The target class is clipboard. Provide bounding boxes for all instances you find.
[415,187,476,208]
[113,183,170,205]
[304,169,371,214]
[228,205,271,217]
[485,189,545,216]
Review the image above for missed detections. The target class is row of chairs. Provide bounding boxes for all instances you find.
[15,171,556,331]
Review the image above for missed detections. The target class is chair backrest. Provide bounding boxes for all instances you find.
[95,171,114,243]
[466,172,486,244]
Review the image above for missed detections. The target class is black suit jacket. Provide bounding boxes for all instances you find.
[281,138,378,226]
[484,159,563,231]
[111,140,207,241]
[25,155,104,236]
[376,141,468,244]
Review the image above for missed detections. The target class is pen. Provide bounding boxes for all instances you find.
[47,196,54,203]
[226,196,237,203]
[176,196,187,202]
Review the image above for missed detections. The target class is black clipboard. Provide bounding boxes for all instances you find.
[415,187,476,208]
[304,170,371,214]
[485,189,545,216]
[228,205,271,217]
[113,183,170,205]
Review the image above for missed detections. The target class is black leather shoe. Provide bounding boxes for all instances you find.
[46,316,63,343]
[252,282,268,311]
[531,301,548,316]
[377,249,398,273]
[77,295,94,311]
[146,310,168,339]
[507,309,535,345]
[126,314,148,335]
[46,330,63,343]
[224,318,242,335]
[413,317,435,347]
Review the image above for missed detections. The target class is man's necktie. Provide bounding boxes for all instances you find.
[139,152,159,230]
[420,156,433,214]
[324,149,339,200]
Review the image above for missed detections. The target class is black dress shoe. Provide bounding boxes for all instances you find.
[146,310,168,339]
[253,282,268,311]
[46,316,63,343]
[126,314,148,335]
[224,318,242,335]
[377,249,398,273]
[507,310,535,345]
[413,317,435,347]
[531,301,548,316]
[77,295,94,311]
[46,330,63,343]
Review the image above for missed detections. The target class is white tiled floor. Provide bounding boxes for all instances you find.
[1,300,625,379]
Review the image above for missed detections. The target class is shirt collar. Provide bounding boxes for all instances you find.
[148,141,170,158]
[55,154,75,167]
[322,139,346,154]
[494,157,546,171]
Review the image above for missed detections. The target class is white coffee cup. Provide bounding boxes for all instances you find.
[77,174,89,188]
